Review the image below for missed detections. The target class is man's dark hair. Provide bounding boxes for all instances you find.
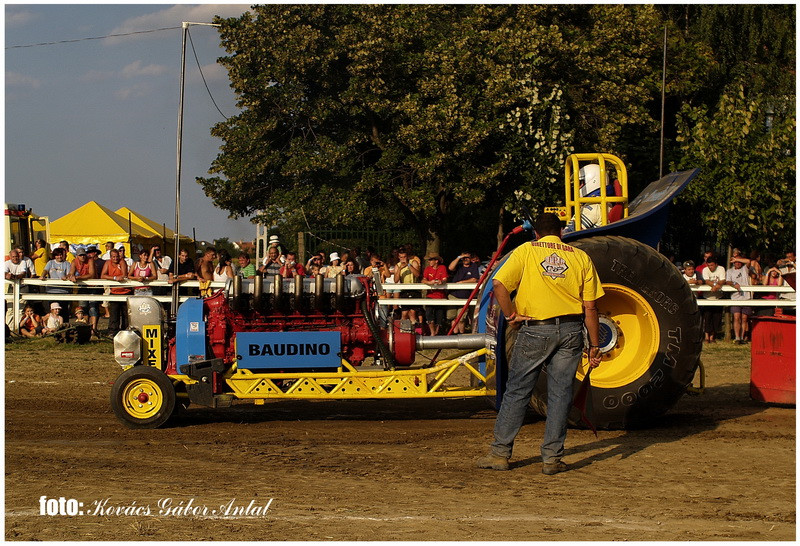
[707,255,718,265]
[239,253,250,260]
[534,213,563,236]
[204,247,217,255]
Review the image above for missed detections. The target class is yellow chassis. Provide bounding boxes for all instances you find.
[170,348,493,403]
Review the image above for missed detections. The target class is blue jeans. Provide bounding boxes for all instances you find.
[490,321,583,463]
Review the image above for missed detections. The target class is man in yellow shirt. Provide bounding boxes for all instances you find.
[478,213,604,475]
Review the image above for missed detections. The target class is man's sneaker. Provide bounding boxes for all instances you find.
[542,460,568,475]
[476,453,510,471]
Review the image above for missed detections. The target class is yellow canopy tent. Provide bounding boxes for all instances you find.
[48,201,161,257]
[114,207,194,256]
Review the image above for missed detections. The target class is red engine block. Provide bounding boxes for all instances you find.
[202,286,379,368]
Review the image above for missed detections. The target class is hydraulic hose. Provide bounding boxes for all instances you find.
[430,222,530,363]
[361,298,396,370]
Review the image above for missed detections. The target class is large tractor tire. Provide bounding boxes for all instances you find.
[110,365,177,429]
[529,236,702,429]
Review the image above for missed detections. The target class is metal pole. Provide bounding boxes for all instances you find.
[659,25,667,179]
[13,280,20,332]
[170,21,222,318]
[127,213,133,256]
[171,23,189,318]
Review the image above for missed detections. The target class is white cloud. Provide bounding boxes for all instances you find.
[104,4,251,45]
[81,69,116,83]
[6,71,41,88]
[114,83,151,100]
[188,62,227,83]
[6,9,37,27]
[121,60,168,78]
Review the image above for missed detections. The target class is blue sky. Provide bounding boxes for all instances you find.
[5,4,257,244]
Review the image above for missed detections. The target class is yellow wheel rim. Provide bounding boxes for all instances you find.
[577,283,660,389]
[121,378,165,419]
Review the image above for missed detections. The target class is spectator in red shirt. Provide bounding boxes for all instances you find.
[695,251,714,275]
[422,255,448,335]
[280,251,306,278]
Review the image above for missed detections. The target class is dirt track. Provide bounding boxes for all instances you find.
[5,339,795,541]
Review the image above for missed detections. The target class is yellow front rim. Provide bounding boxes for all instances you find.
[578,283,660,389]
[122,378,165,419]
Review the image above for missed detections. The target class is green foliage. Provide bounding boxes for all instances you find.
[676,86,795,254]
[212,237,239,258]
[200,5,666,253]
[199,5,795,257]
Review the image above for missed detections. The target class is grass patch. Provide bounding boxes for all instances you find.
[699,342,752,367]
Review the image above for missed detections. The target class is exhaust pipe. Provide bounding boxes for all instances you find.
[273,274,283,312]
[232,275,242,298]
[293,274,304,312]
[334,273,345,311]
[315,274,325,311]
[253,274,263,306]
[414,334,490,350]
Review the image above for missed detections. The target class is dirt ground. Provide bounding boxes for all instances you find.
[4,336,795,541]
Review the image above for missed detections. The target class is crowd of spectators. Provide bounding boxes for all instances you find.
[678,248,795,344]
[10,236,794,343]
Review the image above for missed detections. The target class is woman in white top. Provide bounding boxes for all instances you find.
[214,251,235,282]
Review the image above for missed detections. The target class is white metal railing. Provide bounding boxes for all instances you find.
[4,278,795,329]
[689,285,796,306]
[4,279,226,328]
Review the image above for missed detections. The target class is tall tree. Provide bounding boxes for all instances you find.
[676,87,795,254]
[665,5,796,256]
[199,5,664,255]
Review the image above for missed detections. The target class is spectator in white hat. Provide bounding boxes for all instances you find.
[42,302,65,335]
[267,234,283,257]
[324,252,344,278]
[115,243,134,268]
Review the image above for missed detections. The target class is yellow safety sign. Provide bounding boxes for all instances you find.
[142,325,162,370]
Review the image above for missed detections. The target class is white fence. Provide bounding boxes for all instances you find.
[4,278,795,329]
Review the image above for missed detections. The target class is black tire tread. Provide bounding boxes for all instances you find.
[529,236,702,429]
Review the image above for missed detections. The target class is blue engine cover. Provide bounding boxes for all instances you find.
[236,331,342,370]
[176,298,207,368]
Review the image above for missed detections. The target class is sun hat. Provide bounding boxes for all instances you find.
[329,252,340,262]
[50,302,61,310]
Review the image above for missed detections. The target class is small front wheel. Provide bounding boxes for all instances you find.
[110,366,176,429]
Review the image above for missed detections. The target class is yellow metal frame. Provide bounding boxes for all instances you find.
[215,348,492,401]
[564,153,629,231]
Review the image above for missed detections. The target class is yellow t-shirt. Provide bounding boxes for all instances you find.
[493,235,604,319]
[32,248,50,277]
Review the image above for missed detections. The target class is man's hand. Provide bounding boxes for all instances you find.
[505,312,529,329]
[586,346,602,368]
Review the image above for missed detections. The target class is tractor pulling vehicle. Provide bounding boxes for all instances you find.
[110,154,704,430]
